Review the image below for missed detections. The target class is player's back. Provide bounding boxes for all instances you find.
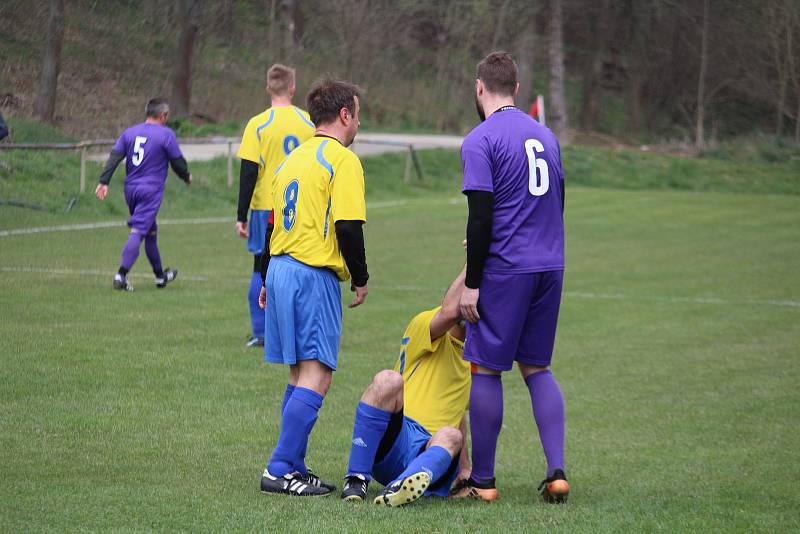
[240,106,315,211]
[116,123,182,190]
[461,108,565,273]
[270,136,366,281]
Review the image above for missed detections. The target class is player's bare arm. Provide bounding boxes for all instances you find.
[429,263,467,340]
[460,190,494,323]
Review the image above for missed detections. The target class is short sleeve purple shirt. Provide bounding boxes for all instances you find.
[461,108,565,273]
[113,123,183,189]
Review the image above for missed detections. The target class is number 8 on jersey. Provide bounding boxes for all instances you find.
[282,179,299,231]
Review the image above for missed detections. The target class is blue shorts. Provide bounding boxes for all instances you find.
[372,414,459,497]
[465,270,563,371]
[247,209,271,255]
[264,255,342,370]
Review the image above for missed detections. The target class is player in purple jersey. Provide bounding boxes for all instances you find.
[451,52,570,504]
[95,98,192,291]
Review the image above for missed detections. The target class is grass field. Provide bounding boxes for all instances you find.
[1,146,800,532]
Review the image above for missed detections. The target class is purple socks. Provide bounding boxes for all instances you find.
[469,373,503,483]
[144,233,163,276]
[525,370,565,477]
[119,232,163,277]
[119,232,143,273]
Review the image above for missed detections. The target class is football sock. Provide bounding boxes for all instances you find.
[120,232,143,272]
[525,370,565,477]
[346,402,391,480]
[469,373,503,483]
[118,267,130,277]
[267,386,323,477]
[143,233,162,276]
[281,383,295,416]
[391,445,452,487]
[248,271,265,338]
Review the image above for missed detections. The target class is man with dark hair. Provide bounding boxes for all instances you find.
[452,52,570,503]
[256,78,368,497]
[96,98,191,291]
[236,64,315,348]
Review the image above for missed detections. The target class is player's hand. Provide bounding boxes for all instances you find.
[462,238,467,250]
[235,221,249,238]
[349,283,368,308]
[459,287,480,323]
[95,183,108,201]
[186,174,192,186]
[258,286,267,309]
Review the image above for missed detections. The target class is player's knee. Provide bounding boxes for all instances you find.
[363,370,403,406]
[433,426,463,452]
[373,370,403,396]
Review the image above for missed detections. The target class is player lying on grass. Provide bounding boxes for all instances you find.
[95,98,191,292]
[340,264,473,506]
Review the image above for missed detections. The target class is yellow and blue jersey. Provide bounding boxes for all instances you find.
[237,106,315,211]
[393,307,471,435]
[270,135,366,281]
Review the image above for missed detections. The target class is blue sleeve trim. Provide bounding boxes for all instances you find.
[316,140,334,180]
[323,198,332,240]
[293,107,315,128]
[255,110,276,141]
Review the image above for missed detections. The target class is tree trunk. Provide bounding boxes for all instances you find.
[695,0,710,150]
[219,0,234,45]
[171,0,202,117]
[516,30,535,111]
[34,0,65,123]
[548,0,569,139]
[281,0,303,63]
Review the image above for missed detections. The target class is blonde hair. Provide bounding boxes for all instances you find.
[267,64,296,96]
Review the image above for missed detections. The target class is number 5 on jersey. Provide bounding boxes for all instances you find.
[525,138,549,196]
[132,136,147,166]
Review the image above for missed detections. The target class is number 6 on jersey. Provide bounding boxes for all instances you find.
[525,138,549,196]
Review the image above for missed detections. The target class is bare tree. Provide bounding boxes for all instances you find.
[516,30,535,112]
[695,0,710,149]
[548,0,569,139]
[171,0,202,117]
[34,0,65,123]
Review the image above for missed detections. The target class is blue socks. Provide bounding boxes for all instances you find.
[391,445,452,488]
[248,271,264,339]
[346,402,392,480]
[281,383,295,415]
[268,386,323,477]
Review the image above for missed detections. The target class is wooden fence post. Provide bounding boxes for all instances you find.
[80,145,87,193]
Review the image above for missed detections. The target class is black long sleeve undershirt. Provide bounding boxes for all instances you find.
[465,190,494,289]
[258,223,275,284]
[335,220,369,287]
[169,156,191,182]
[237,159,259,223]
[259,220,369,287]
[0,113,9,141]
[98,150,125,185]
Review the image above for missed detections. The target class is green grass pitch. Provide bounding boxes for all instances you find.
[1,153,799,531]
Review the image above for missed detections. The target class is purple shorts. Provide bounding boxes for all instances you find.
[125,186,163,234]
[464,270,563,371]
